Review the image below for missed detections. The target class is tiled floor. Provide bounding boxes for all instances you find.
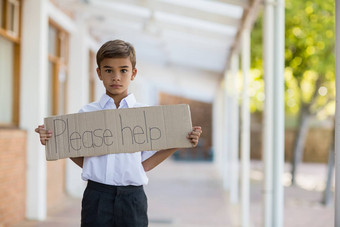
[13,160,334,227]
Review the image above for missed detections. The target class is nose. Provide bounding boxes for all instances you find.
[112,73,121,81]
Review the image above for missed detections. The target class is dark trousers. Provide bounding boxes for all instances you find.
[81,180,148,227]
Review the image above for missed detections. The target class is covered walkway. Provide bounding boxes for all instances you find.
[1,0,340,226]
[14,160,333,227]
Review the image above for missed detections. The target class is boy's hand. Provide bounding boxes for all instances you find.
[187,126,202,148]
[35,124,52,145]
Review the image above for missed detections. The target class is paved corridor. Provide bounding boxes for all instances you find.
[14,160,334,227]
[146,160,231,227]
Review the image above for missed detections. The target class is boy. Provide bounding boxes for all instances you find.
[35,39,202,227]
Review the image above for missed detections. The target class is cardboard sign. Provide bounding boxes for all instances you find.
[44,104,193,161]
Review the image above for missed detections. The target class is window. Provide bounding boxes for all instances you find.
[0,0,4,28]
[48,22,69,116]
[0,0,20,126]
[0,0,20,40]
[0,36,14,123]
[89,50,96,102]
[7,0,19,37]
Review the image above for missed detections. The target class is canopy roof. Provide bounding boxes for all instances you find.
[53,0,261,73]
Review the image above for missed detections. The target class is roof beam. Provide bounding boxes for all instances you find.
[83,5,148,23]
[89,18,235,44]
[225,0,262,71]
[150,1,241,27]
[90,0,241,27]
[155,21,235,41]
[214,0,250,8]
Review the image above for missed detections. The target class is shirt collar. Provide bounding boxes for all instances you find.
[122,93,137,108]
[99,93,136,109]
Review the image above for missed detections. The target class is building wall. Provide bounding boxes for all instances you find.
[250,113,333,163]
[159,92,213,161]
[19,0,87,220]
[251,127,333,163]
[212,85,225,175]
[0,129,26,226]
[47,160,66,209]
[137,60,220,104]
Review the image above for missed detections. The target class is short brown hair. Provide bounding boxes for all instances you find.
[96,39,136,68]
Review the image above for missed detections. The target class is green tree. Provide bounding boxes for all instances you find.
[251,0,335,184]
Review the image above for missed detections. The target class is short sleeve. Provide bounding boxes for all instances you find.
[141,150,157,162]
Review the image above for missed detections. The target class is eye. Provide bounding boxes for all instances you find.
[104,69,112,73]
[121,69,128,73]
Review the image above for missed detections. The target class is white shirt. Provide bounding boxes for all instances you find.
[79,93,157,186]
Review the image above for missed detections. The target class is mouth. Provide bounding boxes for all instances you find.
[110,84,122,89]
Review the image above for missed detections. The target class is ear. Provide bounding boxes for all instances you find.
[96,68,103,80]
[131,68,137,81]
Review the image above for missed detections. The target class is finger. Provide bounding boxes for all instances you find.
[192,129,202,135]
[38,129,52,135]
[187,134,198,140]
[45,131,52,137]
[40,138,46,145]
[192,126,201,131]
[189,131,201,136]
[40,133,48,137]
[40,133,51,139]
[190,138,198,143]
[188,131,200,136]
[188,136,198,143]
[193,129,202,133]
[35,125,43,131]
[41,136,50,144]
[188,136,199,141]
[191,139,198,147]
[188,131,200,137]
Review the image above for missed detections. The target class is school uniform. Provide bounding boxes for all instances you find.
[79,93,157,227]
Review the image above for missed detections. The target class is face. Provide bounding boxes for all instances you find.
[97,57,137,100]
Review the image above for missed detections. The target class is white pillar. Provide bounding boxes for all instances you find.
[272,0,285,226]
[263,0,274,226]
[335,0,340,226]
[213,85,225,174]
[229,53,240,204]
[67,14,89,113]
[223,71,231,190]
[241,28,251,227]
[263,1,285,226]
[20,0,48,220]
[66,13,91,197]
